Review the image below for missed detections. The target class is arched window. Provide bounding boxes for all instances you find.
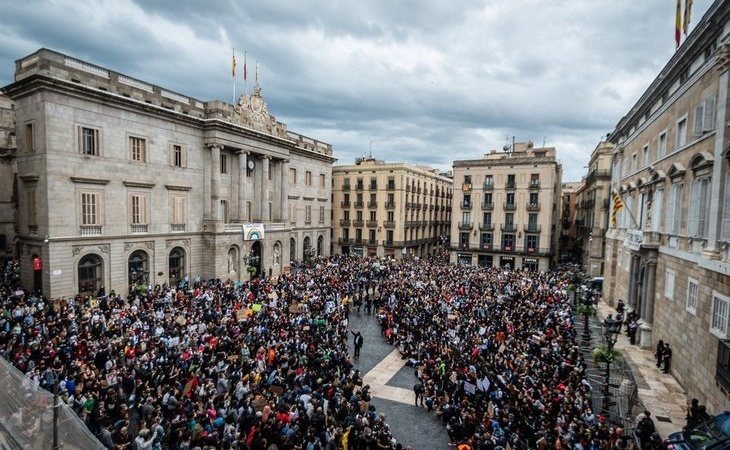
[78,254,103,295]
[317,235,324,256]
[290,237,296,261]
[169,247,185,285]
[303,236,312,258]
[128,250,149,286]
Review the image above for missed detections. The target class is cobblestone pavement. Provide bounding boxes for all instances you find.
[347,310,450,449]
[596,301,688,438]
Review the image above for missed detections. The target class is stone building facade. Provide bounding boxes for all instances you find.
[559,181,581,263]
[1,48,334,298]
[332,158,452,258]
[0,94,16,260]
[450,143,562,271]
[603,1,730,413]
[575,141,614,276]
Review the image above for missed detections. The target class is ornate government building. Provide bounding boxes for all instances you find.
[1,48,334,298]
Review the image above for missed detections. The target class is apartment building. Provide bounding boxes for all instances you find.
[604,0,730,412]
[450,143,562,271]
[0,94,15,260]
[559,181,581,263]
[575,141,614,276]
[332,157,452,258]
[1,48,334,298]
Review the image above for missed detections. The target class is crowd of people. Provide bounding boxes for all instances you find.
[0,254,652,449]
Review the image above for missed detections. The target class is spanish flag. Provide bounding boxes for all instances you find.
[611,191,624,227]
[232,49,237,79]
[684,0,693,36]
[675,0,682,49]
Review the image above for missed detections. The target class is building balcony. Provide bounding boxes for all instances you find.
[354,201,364,209]
[130,224,148,234]
[171,223,186,232]
[384,221,396,229]
[387,183,396,191]
[369,184,378,191]
[353,238,364,245]
[505,182,516,190]
[503,202,516,211]
[338,238,352,245]
[460,202,472,210]
[480,223,494,231]
[405,202,412,210]
[382,239,404,247]
[385,202,396,209]
[429,204,434,211]
[339,219,351,227]
[458,222,473,230]
[526,203,540,211]
[340,201,350,208]
[80,225,102,236]
[342,184,351,192]
[417,187,422,194]
[501,223,516,232]
[366,239,377,246]
[405,185,411,192]
[355,184,364,191]
[528,180,540,189]
[482,202,494,210]
[524,224,541,233]
[368,202,378,208]
[483,182,494,191]
[479,243,492,251]
[353,220,364,227]
[366,220,378,228]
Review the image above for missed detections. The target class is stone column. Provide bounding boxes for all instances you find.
[643,259,657,324]
[238,151,249,221]
[209,144,221,221]
[627,254,639,311]
[281,159,289,222]
[262,156,271,222]
[272,159,281,221]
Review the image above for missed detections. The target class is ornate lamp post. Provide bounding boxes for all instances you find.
[599,314,622,412]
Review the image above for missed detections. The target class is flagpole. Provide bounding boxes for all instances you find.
[613,190,641,229]
[243,51,248,96]
[232,48,237,104]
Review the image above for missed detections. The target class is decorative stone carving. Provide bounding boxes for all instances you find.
[98,245,110,253]
[165,238,191,249]
[233,87,288,138]
[145,241,155,250]
[72,246,83,256]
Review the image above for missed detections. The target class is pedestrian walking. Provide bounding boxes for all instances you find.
[414,380,425,407]
[352,330,364,359]
[655,340,665,368]
[662,343,672,374]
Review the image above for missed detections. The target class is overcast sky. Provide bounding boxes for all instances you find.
[0,0,714,180]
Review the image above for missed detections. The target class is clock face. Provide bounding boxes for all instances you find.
[247,160,255,170]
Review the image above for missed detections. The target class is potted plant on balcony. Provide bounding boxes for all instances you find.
[592,346,621,364]
[246,265,257,277]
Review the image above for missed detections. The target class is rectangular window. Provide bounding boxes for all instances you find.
[306,171,312,186]
[526,234,538,250]
[688,178,709,238]
[483,212,492,225]
[386,230,393,242]
[462,211,470,224]
[694,95,716,135]
[723,174,730,241]
[220,200,228,222]
[344,210,350,220]
[220,154,228,174]
[651,189,663,232]
[506,192,515,205]
[289,203,296,223]
[343,228,350,240]
[289,168,297,184]
[26,189,36,226]
[505,212,514,225]
[528,213,538,228]
[529,192,538,205]
[172,144,184,167]
[387,211,394,221]
[369,210,376,221]
[25,124,34,152]
[642,144,649,167]
[502,233,515,250]
[171,196,186,225]
[80,127,99,156]
[485,192,493,204]
[268,202,272,222]
[459,232,469,246]
[711,291,730,339]
[664,269,675,300]
[247,201,252,222]
[320,173,326,188]
[129,136,146,162]
[480,233,492,246]
[686,277,698,315]
[80,192,100,225]
[658,132,667,157]
[369,229,376,242]
[305,205,312,223]
[355,228,362,241]
[130,194,148,225]
[632,153,637,171]
[506,174,515,188]
[320,206,325,224]
[667,182,683,234]
[676,117,687,148]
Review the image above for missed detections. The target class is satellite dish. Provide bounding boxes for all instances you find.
[503,144,511,152]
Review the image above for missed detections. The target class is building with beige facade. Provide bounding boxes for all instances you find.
[450,142,562,271]
[331,157,452,258]
[574,141,614,276]
[0,48,334,298]
[0,94,15,260]
[603,0,730,413]
[559,181,581,263]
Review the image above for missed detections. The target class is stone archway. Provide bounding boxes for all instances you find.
[317,235,324,256]
[169,247,185,286]
[128,250,150,286]
[250,240,263,277]
[78,253,103,295]
[290,237,296,262]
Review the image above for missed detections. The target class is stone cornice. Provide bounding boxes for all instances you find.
[122,181,155,189]
[19,175,39,183]
[165,184,192,191]
[70,176,110,185]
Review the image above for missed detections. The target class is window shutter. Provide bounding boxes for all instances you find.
[142,195,148,224]
[722,174,730,241]
[693,104,704,135]
[667,185,676,233]
[703,96,715,132]
[687,180,700,237]
[698,180,708,237]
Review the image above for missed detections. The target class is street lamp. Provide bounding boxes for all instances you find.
[601,314,622,412]
[244,252,260,277]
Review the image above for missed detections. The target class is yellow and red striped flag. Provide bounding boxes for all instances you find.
[684,0,693,36]
[675,0,682,49]
[232,49,237,79]
[611,191,624,227]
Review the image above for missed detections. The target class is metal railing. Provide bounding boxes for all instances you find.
[79,225,102,236]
